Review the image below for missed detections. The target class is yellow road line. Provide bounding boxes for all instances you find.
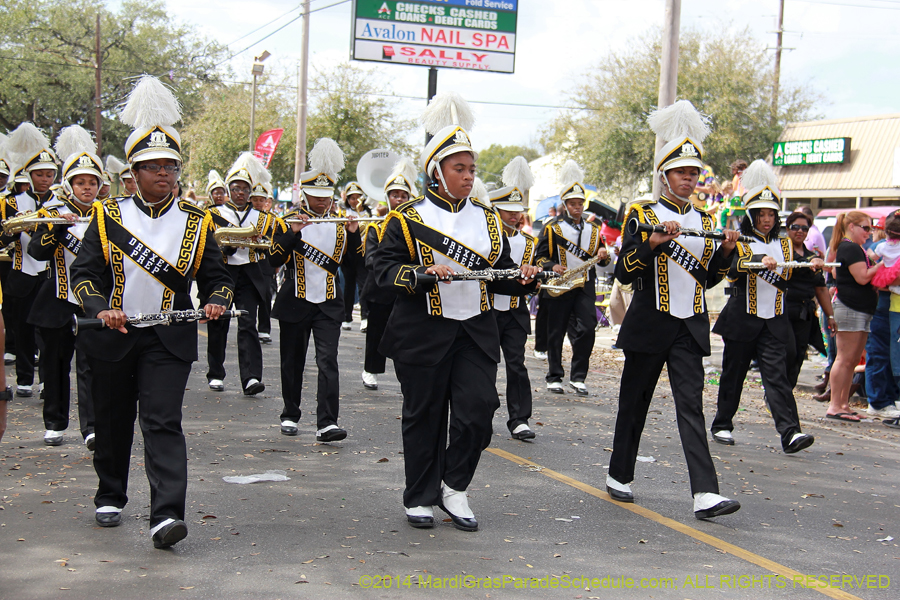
[198,329,208,338]
[487,447,863,600]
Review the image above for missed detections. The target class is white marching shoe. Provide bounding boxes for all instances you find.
[360,319,368,332]
[439,483,477,531]
[341,321,352,331]
[44,430,64,446]
[362,371,378,390]
[693,492,741,519]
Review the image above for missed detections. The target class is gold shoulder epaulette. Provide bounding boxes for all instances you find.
[178,199,206,217]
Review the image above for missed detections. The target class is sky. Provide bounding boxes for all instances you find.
[157,0,900,153]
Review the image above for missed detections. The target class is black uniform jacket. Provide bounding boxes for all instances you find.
[362,223,396,306]
[370,190,536,367]
[71,197,234,362]
[267,210,345,323]
[614,199,734,355]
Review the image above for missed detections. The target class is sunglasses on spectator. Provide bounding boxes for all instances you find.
[788,224,809,232]
[855,224,872,232]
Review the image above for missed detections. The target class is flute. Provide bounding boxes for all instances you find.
[73,309,246,335]
[283,216,383,225]
[413,268,553,286]
[626,218,755,243]
[744,262,839,269]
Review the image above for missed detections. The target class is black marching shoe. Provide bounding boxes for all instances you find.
[784,432,815,454]
[405,507,435,529]
[439,485,478,532]
[712,430,735,446]
[316,425,347,442]
[95,510,121,528]
[152,519,188,549]
[605,476,634,503]
[243,379,265,396]
[693,493,741,520]
[280,421,298,436]
[510,424,536,441]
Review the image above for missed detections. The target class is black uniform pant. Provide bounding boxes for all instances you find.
[89,329,191,529]
[278,311,341,429]
[395,330,500,508]
[206,268,264,386]
[342,259,369,322]
[496,310,532,432]
[39,325,94,437]
[712,328,802,448]
[534,297,549,353]
[258,274,275,335]
[788,317,813,389]
[545,289,597,383]
[364,301,393,374]
[609,323,719,495]
[7,279,41,386]
[0,263,14,356]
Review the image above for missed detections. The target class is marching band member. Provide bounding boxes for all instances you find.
[270,138,350,442]
[370,92,538,531]
[26,125,99,448]
[71,75,234,548]
[250,181,276,345]
[489,157,538,440]
[711,160,815,454]
[341,181,371,331]
[607,100,741,519]
[1,123,57,399]
[206,169,228,207]
[535,160,609,396]
[106,155,137,197]
[204,153,274,395]
[360,157,418,390]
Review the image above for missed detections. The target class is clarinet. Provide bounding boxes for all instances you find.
[413,268,553,286]
[73,309,246,335]
[626,217,755,244]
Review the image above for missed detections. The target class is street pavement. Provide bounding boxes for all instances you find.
[1,318,898,599]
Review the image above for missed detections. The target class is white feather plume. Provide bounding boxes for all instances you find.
[7,122,52,163]
[471,177,490,203]
[208,169,224,183]
[106,155,128,175]
[54,125,96,161]
[120,75,182,129]
[558,159,585,189]
[0,132,8,157]
[230,152,271,185]
[308,138,345,179]
[393,156,419,190]
[502,156,535,192]
[740,159,779,191]
[421,91,475,135]
[647,99,711,144]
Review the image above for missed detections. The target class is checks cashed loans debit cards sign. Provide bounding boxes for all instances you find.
[351,0,518,73]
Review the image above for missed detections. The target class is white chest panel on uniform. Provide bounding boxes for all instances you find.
[412,197,502,321]
[742,236,792,319]
[215,205,267,265]
[551,219,599,270]
[292,221,344,304]
[43,199,91,305]
[493,231,532,312]
[12,192,49,276]
[647,201,716,320]
[107,199,201,324]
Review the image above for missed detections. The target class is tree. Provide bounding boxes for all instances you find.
[0,0,226,153]
[476,144,541,186]
[543,27,821,194]
[182,63,417,195]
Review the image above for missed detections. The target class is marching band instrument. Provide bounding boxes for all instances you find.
[626,217,755,244]
[73,309,246,335]
[283,216,384,225]
[357,148,401,205]
[2,213,92,235]
[413,268,553,286]
[212,225,272,250]
[0,245,12,262]
[744,261,839,269]
[542,254,607,297]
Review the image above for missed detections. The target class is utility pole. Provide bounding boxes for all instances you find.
[95,14,102,155]
[652,0,681,199]
[293,0,311,200]
[772,0,785,124]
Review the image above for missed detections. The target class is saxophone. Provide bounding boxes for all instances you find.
[542,254,605,297]
[213,225,272,250]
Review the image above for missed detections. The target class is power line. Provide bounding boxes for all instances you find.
[222,3,303,48]
[215,0,351,67]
